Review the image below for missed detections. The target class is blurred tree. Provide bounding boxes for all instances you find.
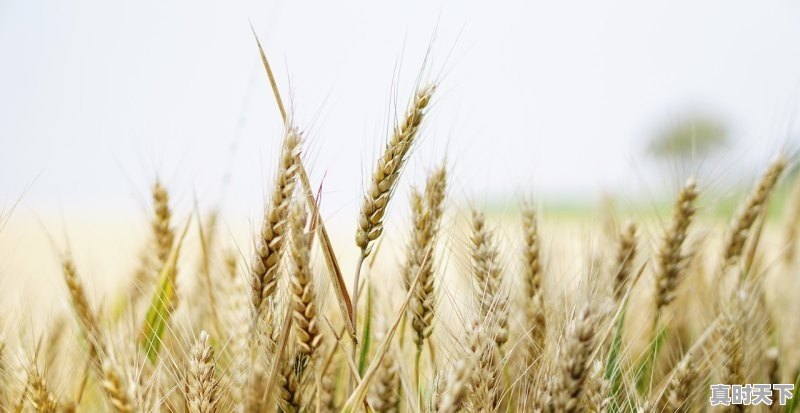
[648,114,729,160]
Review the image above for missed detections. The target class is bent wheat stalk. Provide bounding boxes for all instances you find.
[251,28,355,339]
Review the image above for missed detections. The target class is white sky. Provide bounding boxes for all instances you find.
[2,0,800,223]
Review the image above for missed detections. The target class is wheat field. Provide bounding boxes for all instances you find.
[2,40,800,413]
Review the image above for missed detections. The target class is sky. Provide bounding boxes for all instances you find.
[2,0,800,224]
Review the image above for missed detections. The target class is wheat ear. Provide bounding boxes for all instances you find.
[409,165,447,349]
[185,331,219,413]
[720,314,743,386]
[353,84,436,326]
[275,352,302,413]
[152,181,174,265]
[61,257,101,357]
[289,203,322,367]
[250,125,302,324]
[522,206,546,363]
[722,155,786,270]
[612,220,637,302]
[355,84,436,258]
[100,359,135,413]
[550,305,597,413]
[471,210,509,349]
[665,350,698,413]
[371,353,401,413]
[437,358,472,413]
[466,319,501,411]
[583,361,611,413]
[28,369,57,413]
[290,203,322,406]
[654,178,698,316]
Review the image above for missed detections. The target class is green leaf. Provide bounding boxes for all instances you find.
[139,219,191,362]
[784,370,800,412]
[358,280,373,377]
[635,322,667,395]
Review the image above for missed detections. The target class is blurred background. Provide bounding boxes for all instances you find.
[2,0,800,312]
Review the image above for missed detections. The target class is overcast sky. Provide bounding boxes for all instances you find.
[2,0,800,222]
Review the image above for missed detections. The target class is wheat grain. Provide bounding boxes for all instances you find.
[275,353,302,413]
